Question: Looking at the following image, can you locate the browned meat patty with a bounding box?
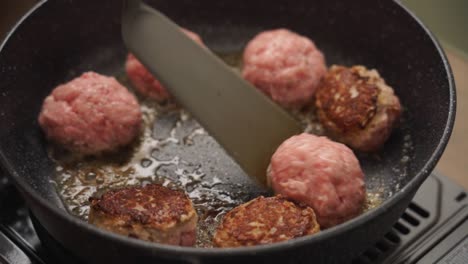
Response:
[88,184,197,246]
[315,65,401,152]
[213,195,320,247]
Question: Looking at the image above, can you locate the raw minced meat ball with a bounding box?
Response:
[213,195,319,247]
[315,65,402,152]
[89,184,198,246]
[267,133,365,228]
[125,28,204,101]
[242,29,326,108]
[38,71,142,154]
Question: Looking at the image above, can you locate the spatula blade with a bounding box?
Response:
[122,2,302,185]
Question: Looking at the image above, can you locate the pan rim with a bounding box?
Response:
[0,0,456,257]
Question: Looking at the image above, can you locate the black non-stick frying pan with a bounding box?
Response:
[0,0,456,263]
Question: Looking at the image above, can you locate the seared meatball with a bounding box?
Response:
[242,29,326,108]
[89,184,198,246]
[126,28,204,101]
[213,195,319,247]
[268,133,365,228]
[315,65,402,152]
[38,72,142,155]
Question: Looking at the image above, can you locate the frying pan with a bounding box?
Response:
[0,0,456,263]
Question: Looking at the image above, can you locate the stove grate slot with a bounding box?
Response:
[407,202,429,218]
[400,212,420,227]
[393,221,410,235]
[383,230,401,244]
[455,192,466,202]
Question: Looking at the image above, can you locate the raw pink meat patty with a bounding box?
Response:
[125,28,204,101]
[242,29,326,108]
[268,133,365,228]
[38,72,142,154]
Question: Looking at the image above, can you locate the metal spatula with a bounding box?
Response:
[122,0,302,185]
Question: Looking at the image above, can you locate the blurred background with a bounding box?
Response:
[400,0,468,189]
[1,0,467,189]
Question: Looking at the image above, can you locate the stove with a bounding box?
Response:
[0,171,466,264]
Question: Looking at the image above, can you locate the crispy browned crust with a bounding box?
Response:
[315,65,402,152]
[316,65,379,133]
[89,184,196,230]
[213,196,320,247]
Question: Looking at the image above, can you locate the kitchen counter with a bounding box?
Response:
[436,50,468,189]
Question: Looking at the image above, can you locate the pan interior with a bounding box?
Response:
[0,0,452,249]
[48,45,403,246]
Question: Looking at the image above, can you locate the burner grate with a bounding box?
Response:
[353,173,468,264]
[353,200,432,264]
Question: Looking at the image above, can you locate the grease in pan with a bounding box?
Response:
[44,28,406,247]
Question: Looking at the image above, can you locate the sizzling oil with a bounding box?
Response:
[50,99,254,248]
[51,51,413,248]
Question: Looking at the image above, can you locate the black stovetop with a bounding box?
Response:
[0,171,466,264]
